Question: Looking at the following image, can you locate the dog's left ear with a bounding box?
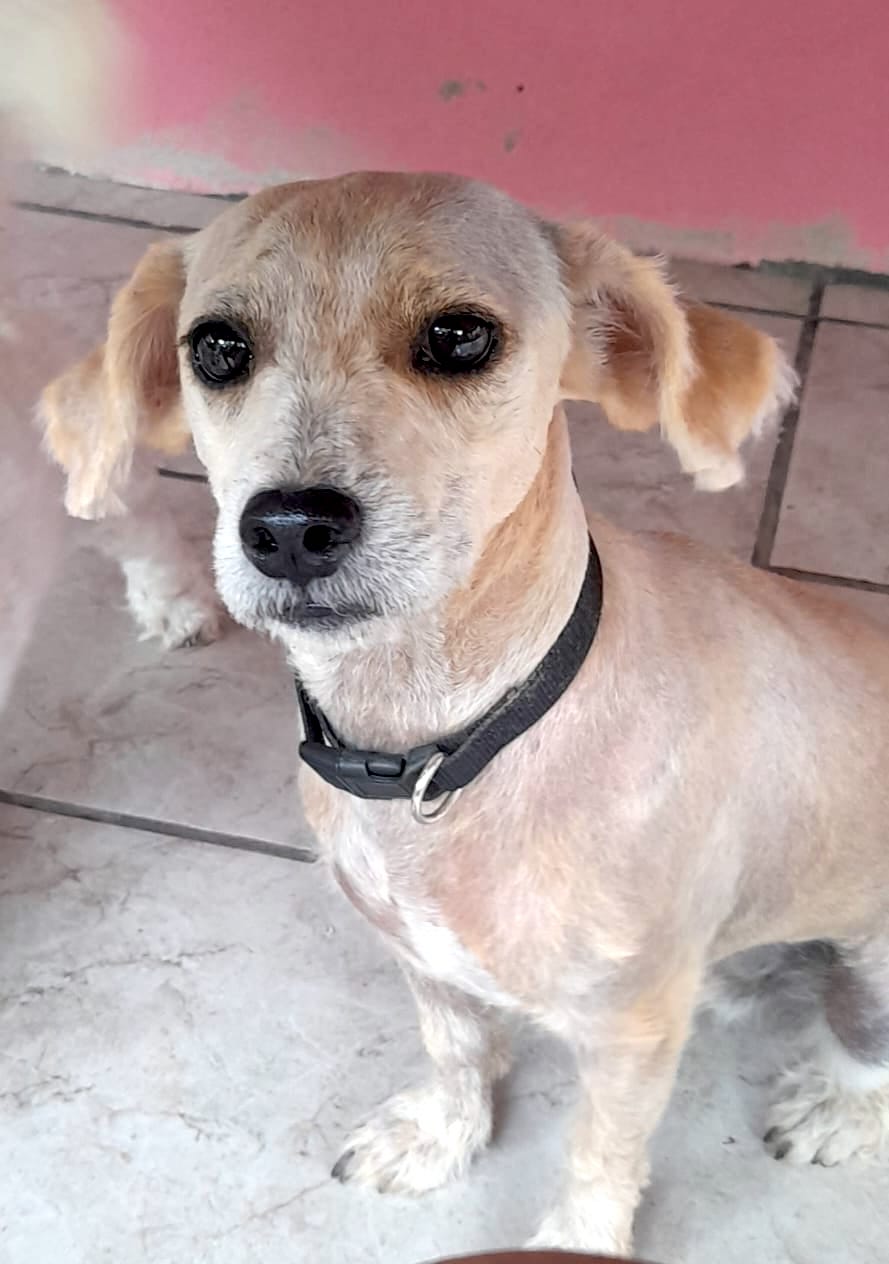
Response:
[39,239,187,518]
[551,222,796,490]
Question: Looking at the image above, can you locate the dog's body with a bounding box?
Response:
[41,172,889,1255]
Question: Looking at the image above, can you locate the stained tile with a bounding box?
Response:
[570,314,800,559]
[668,258,812,314]
[2,804,888,1264]
[821,283,889,327]
[772,324,889,584]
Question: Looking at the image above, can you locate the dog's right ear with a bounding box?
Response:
[39,239,187,519]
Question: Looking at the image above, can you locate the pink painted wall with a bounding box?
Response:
[90,0,889,268]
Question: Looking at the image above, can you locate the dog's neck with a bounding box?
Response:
[287,409,590,751]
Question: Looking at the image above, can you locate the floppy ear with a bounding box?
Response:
[39,238,188,518]
[553,222,797,491]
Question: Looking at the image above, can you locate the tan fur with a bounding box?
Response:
[40,240,187,517]
[42,173,889,1254]
[556,224,796,490]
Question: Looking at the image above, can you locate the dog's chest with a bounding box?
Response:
[327,808,517,1009]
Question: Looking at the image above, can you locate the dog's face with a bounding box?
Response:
[41,171,795,645]
[177,174,572,638]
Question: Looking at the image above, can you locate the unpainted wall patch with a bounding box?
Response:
[439,79,486,101]
[503,129,521,153]
[438,80,466,101]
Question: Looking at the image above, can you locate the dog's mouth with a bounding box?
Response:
[255,589,378,631]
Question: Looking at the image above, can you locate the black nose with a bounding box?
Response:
[239,487,362,584]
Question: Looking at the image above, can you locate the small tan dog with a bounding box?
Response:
[41,173,889,1256]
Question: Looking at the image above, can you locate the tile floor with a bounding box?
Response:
[3,170,889,1264]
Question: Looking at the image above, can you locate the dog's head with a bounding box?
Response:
[41,172,794,642]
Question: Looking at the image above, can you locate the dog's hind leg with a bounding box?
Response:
[332,971,512,1195]
[765,938,889,1165]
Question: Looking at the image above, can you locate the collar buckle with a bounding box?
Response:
[298,737,446,802]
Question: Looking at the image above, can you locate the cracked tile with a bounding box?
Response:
[2,805,889,1263]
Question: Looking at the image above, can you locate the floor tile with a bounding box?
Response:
[16,164,222,231]
[826,584,889,630]
[0,476,305,849]
[1,202,301,847]
[5,206,174,362]
[767,578,889,633]
[668,258,812,314]
[2,803,888,1264]
[772,323,889,584]
[821,282,889,327]
[570,314,800,558]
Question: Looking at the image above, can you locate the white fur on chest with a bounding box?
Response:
[328,808,518,1010]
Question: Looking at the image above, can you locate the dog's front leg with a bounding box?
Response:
[530,969,699,1256]
[333,970,512,1195]
[92,461,222,650]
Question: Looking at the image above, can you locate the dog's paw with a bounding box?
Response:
[153,593,222,650]
[128,586,222,650]
[122,557,223,650]
[765,1061,889,1165]
[332,1083,491,1196]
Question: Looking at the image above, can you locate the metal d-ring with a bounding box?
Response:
[410,752,459,825]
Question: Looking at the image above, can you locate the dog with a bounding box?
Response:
[40,172,889,1256]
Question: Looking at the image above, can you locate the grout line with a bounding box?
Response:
[157,467,208,483]
[14,199,889,330]
[12,200,197,235]
[765,565,889,596]
[33,165,248,203]
[751,280,825,570]
[713,301,889,330]
[0,789,316,863]
[26,172,889,289]
[711,300,809,320]
[815,315,889,332]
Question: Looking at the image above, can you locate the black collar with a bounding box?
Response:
[295,536,602,811]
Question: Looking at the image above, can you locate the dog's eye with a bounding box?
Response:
[417,312,498,373]
[189,320,252,387]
